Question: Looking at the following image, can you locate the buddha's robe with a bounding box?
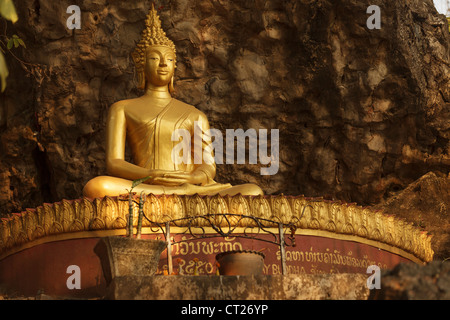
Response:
[126,98,232,194]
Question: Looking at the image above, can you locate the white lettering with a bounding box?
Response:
[181,304,215,317]
[172,123,280,175]
[366,5,381,30]
[66,5,81,30]
[66,265,81,289]
[225,128,258,165]
[366,265,381,289]
[258,129,279,175]
[171,128,192,165]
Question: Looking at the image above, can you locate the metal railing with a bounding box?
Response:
[141,212,302,275]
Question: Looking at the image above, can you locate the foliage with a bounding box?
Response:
[0,49,6,91]
[0,0,17,23]
[6,34,25,49]
[127,176,151,238]
[131,176,151,191]
[0,0,19,92]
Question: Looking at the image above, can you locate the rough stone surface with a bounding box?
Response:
[0,0,449,258]
[107,274,370,300]
[369,261,450,300]
[374,172,450,260]
[94,237,167,286]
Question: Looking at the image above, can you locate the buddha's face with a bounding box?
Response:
[144,46,175,88]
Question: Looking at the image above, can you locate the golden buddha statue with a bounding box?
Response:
[82,5,263,198]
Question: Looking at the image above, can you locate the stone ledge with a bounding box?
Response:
[369,261,450,300]
[106,274,370,300]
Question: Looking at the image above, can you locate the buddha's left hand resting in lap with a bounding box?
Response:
[82,6,263,198]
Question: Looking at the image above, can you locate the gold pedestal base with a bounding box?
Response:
[0,194,433,262]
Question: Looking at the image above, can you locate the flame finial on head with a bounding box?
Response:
[132,4,176,90]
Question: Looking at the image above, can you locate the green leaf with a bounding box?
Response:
[13,38,19,48]
[6,38,13,50]
[131,176,151,190]
[0,0,18,23]
[17,38,25,48]
[0,51,9,92]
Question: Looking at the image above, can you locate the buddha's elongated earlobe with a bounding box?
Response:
[137,70,146,90]
[169,75,174,93]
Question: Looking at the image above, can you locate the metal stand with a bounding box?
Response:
[278,223,287,275]
[165,222,172,275]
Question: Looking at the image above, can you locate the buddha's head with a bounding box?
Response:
[132,5,176,92]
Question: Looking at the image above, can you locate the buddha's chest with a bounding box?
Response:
[125,109,161,128]
[125,100,194,133]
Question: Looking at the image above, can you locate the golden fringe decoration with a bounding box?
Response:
[0,195,434,262]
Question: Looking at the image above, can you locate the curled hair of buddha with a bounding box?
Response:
[132,4,176,91]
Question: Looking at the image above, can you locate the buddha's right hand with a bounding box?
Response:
[145,170,189,184]
[151,170,206,186]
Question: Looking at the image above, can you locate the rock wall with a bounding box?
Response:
[0,0,449,225]
[108,274,369,300]
[369,261,450,300]
[374,172,450,260]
